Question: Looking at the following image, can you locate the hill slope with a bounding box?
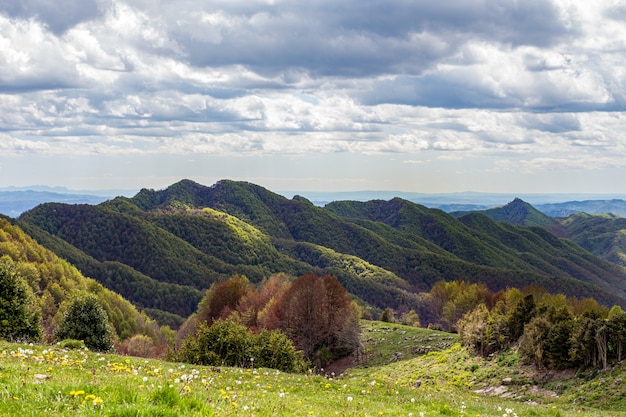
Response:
[465,198,626,269]
[557,213,626,267]
[0,216,157,340]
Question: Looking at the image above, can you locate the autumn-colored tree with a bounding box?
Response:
[256,274,291,330]
[198,275,255,324]
[276,274,360,365]
[277,274,329,359]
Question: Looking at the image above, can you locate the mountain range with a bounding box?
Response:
[3,187,626,217]
[8,179,626,328]
[461,198,626,269]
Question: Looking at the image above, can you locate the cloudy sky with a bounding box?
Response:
[1,0,626,194]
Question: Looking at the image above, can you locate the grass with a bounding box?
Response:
[2,322,626,416]
[360,320,457,367]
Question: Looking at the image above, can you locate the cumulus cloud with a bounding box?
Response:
[0,0,625,192]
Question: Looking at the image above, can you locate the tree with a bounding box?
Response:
[54,293,114,352]
[276,274,360,365]
[507,293,536,342]
[0,259,41,341]
[253,329,307,372]
[401,310,420,327]
[200,275,255,325]
[379,308,395,323]
[177,320,306,372]
[569,313,601,368]
[458,304,489,355]
[277,274,329,359]
[608,308,626,362]
[544,317,573,369]
[519,316,551,368]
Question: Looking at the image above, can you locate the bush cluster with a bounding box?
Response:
[175,319,307,373]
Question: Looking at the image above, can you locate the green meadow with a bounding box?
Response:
[2,321,626,416]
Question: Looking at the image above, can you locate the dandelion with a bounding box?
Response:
[92,397,103,406]
[347,396,353,402]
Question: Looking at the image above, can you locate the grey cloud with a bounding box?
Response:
[0,0,104,34]
[604,4,626,21]
[315,0,573,46]
[359,74,523,109]
[518,114,582,133]
[163,0,574,77]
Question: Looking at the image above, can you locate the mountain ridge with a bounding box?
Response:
[16,179,626,323]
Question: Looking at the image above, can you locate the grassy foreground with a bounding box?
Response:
[1,323,626,416]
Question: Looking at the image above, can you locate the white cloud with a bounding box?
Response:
[0,0,626,192]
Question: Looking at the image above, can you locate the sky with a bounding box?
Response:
[1,0,626,194]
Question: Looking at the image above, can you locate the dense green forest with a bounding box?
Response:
[15,179,626,326]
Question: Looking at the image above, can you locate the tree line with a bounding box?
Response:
[454,282,626,370]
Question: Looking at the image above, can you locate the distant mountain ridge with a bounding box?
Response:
[0,190,113,218]
[3,184,626,218]
[15,179,626,326]
[462,198,626,269]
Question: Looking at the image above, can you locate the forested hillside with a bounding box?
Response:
[0,215,159,341]
[466,198,626,269]
[16,180,626,326]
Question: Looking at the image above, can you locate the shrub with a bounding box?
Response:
[253,329,308,372]
[121,334,156,358]
[57,339,86,350]
[54,293,114,352]
[178,319,252,367]
[177,319,306,372]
